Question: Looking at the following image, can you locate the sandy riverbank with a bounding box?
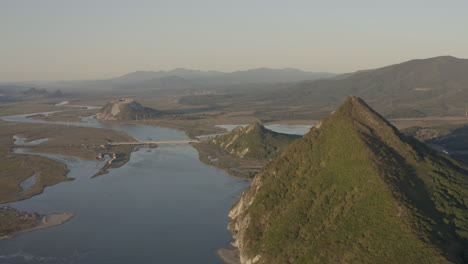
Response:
[0,213,74,240]
[217,248,241,264]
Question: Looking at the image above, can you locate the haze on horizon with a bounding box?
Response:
[1,0,468,82]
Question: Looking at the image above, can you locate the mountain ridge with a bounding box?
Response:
[228,96,467,264]
[268,56,468,118]
[0,85,65,102]
[110,67,336,87]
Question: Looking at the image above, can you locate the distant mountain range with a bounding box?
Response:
[105,68,336,92]
[5,55,468,119]
[268,56,468,118]
[7,68,334,94]
[0,85,64,102]
[111,68,224,83]
[111,68,335,85]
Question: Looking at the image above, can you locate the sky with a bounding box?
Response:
[1,0,468,82]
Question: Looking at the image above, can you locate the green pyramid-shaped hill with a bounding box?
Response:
[229,96,467,264]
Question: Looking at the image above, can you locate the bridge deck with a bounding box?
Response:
[1,140,199,148]
[108,140,198,145]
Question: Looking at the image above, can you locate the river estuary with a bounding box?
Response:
[0,111,311,264]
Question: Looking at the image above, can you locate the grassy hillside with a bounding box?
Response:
[268,56,468,118]
[212,122,300,160]
[229,97,467,264]
[192,141,265,180]
[193,122,300,179]
[268,56,468,119]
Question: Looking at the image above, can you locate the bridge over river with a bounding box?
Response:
[2,139,201,148]
[107,140,199,145]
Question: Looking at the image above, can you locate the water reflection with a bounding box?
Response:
[0,111,248,264]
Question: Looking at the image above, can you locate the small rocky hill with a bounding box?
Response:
[96,99,160,121]
[212,122,301,160]
[229,96,468,264]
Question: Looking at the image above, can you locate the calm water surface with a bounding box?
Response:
[0,113,249,264]
[215,124,313,136]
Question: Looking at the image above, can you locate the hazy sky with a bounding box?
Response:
[1,0,468,82]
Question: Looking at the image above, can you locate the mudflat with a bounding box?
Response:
[0,213,74,240]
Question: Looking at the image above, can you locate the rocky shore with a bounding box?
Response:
[0,212,74,240]
[217,248,241,264]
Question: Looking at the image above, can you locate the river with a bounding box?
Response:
[0,111,310,264]
[0,112,250,264]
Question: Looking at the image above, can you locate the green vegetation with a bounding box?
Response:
[212,122,300,160]
[0,206,39,238]
[0,120,137,202]
[0,121,71,203]
[267,56,468,119]
[192,141,265,180]
[14,123,136,161]
[178,56,468,121]
[193,122,300,179]
[0,151,70,204]
[230,97,467,264]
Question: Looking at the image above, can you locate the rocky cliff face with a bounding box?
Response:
[96,99,160,121]
[228,96,467,264]
[228,174,264,264]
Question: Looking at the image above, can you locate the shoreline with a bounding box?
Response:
[190,141,254,264]
[190,142,263,181]
[0,213,74,240]
[217,248,241,264]
[4,108,250,262]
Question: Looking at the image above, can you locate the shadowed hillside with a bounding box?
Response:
[229,96,468,264]
[269,56,468,118]
[212,122,300,160]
